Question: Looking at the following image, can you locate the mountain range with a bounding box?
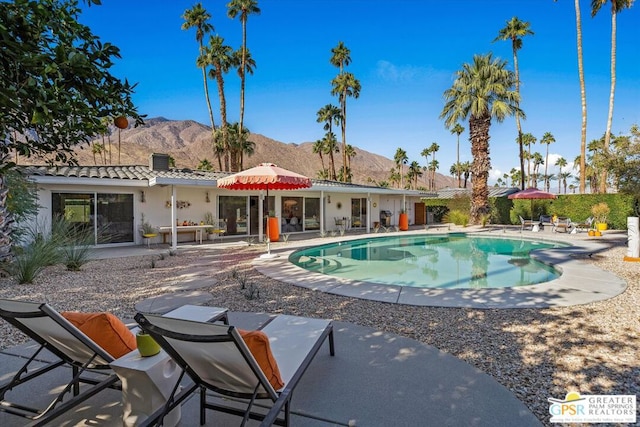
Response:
[24,117,456,188]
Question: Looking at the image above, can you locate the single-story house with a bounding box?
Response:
[22,154,433,250]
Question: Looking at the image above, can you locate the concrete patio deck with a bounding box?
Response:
[0,311,541,426]
[0,226,628,426]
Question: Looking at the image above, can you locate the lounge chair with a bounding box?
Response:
[519,215,537,232]
[552,217,573,233]
[573,216,594,233]
[0,299,129,426]
[133,312,335,427]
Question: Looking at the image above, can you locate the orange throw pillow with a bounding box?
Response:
[238,329,284,390]
[61,311,136,359]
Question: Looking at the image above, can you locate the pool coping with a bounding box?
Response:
[253,229,627,309]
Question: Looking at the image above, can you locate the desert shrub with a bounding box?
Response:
[52,217,95,271]
[443,209,469,226]
[7,221,62,283]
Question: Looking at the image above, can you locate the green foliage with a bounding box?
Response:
[590,202,610,224]
[427,192,635,229]
[139,213,156,235]
[52,216,95,271]
[6,220,62,283]
[443,210,469,227]
[490,196,512,224]
[604,125,640,198]
[0,0,143,171]
[508,193,634,229]
[6,170,39,223]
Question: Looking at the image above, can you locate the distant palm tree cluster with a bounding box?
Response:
[182,0,260,172]
[312,42,361,183]
[439,1,634,223]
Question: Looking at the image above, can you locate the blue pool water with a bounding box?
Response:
[289,234,565,289]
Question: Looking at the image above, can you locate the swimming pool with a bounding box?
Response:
[289,234,565,289]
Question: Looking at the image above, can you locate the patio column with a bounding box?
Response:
[171,185,177,252]
[320,191,325,234]
[259,191,264,243]
[366,193,371,233]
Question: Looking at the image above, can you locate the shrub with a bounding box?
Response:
[591,202,610,224]
[6,220,62,283]
[444,210,469,227]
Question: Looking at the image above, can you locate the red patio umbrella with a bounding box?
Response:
[508,187,557,222]
[217,163,312,257]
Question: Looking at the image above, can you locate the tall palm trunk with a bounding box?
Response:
[512,48,525,190]
[469,115,491,223]
[238,19,247,142]
[340,93,347,182]
[600,8,617,193]
[574,0,588,194]
[202,65,216,131]
[214,67,230,171]
[456,135,461,188]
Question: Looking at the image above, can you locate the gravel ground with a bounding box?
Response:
[0,234,638,425]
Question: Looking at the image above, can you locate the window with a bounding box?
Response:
[52,192,134,244]
[304,198,320,230]
[218,196,248,236]
[351,198,367,228]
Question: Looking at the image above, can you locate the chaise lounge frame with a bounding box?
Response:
[134,312,335,427]
[0,299,121,426]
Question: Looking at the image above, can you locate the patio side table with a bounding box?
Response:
[111,305,228,427]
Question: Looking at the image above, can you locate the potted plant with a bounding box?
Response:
[591,202,610,231]
[139,213,157,237]
[203,212,218,240]
[398,208,409,231]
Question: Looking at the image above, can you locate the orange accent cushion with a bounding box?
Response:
[238,329,284,390]
[61,311,136,358]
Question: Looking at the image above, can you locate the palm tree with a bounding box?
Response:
[450,123,465,187]
[202,35,234,171]
[560,171,573,194]
[182,3,216,131]
[460,161,472,189]
[440,53,521,223]
[531,152,544,187]
[330,42,359,182]
[316,104,341,179]
[555,156,568,193]
[227,122,253,169]
[198,159,214,170]
[345,144,356,180]
[521,132,537,187]
[388,167,401,189]
[312,139,326,174]
[227,0,260,142]
[540,131,555,189]
[394,148,408,189]
[331,71,360,182]
[428,142,440,191]
[408,161,422,189]
[330,41,351,73]
[510,167,521,188]
[420,147,431,188]
[428,159,439,191]
[591,0,634,193]
[554,0,588,193]
[494,17,534,191]
[323,131,339,180]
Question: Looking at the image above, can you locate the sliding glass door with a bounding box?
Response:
[52,192,134,244]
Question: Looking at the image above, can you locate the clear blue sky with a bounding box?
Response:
[80,0,640,186]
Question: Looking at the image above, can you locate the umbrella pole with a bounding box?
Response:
[264,186,272,257]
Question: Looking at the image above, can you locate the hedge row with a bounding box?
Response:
[423,193,637,229]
